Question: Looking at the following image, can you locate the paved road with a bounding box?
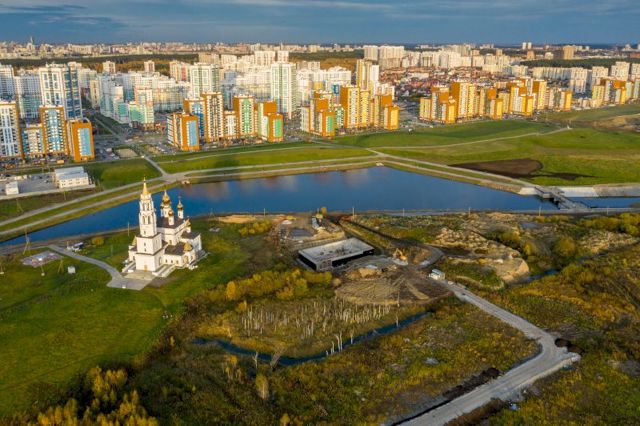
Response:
[47,245,148,290]
[402,280,580,426]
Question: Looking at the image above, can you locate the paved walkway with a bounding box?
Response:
[402,280,580,425]
[47,245,149,290]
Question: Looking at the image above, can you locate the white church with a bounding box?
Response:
[123,180,203,277]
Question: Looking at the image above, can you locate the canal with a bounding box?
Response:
[4,167,557,245]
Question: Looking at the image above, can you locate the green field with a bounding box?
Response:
[378,128,640,185]
[0,219,269,415]
[545,103,640,125]
[153,141,312,162]
[85,159,161,189]
[156,146,372,174]
[0,190,97,222]
[334,120,555,148]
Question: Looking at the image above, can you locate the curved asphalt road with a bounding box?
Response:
[48,245,148,290]
[402,280,580,426]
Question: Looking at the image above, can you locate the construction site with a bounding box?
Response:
[275,212,450,306]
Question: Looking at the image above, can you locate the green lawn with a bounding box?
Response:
[544,103,640,125]
[0,190,97,222]
[0,219,267,415]
[157,146,372,174]
[85,159,161,189]
[378,128,640,185]
[334,120,555,148]
[154,141,312,162]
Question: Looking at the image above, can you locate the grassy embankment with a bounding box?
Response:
[544,103,640,126]
[155,145,372,174]
[375,128,640,186]
[334,120,556,148]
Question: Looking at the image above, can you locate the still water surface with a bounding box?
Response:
[4,167,559,245]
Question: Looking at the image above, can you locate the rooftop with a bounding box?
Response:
[299,238,374,263]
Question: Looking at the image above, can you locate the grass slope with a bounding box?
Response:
[334,120,555,148]
[86,159,161,189]
[157,146,371,174]
[545,103,640,125]
[378,128,640,185]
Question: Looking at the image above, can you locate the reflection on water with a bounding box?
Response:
[574,197,640,208]
[3,167,558,246]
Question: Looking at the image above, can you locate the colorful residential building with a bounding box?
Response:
[257,101,284,142]
[67,118,95,161]
[167,113,200,151]
[233,95,256,138]
[202,92,225,142]
[22,124,45,158]
[40,106,69,155]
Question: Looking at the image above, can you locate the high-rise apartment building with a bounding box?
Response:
[340,85,360,129]
[14,73,41,120]
[67,118,95,161]
[38,63,83,119]
[102,61,117,74]
[419,87,457,124]
[170,61,191,82]
[0,64,15,100]
[451,82,477,119]
[21,124,45,158]
[40,106,69,154]
[143,61,155,74]
[167,113,200,151]
[257,101,284,142]
[202,92,225,142]
[610,62,630,80]
[183,98,205,139]
[233,95,256,138]
[189,63,222,98]
[0,101,21,159]
[300,92,337,138]
[532,80,548,110]
[363,45,379,61]
[356,60,380,92]
[270,62,297,118]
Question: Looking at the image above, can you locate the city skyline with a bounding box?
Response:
[0,0,639,44]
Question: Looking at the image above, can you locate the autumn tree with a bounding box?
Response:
[255,373,269,400]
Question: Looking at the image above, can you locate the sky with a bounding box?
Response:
[0,0,638,45]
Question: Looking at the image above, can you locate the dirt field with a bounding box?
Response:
[115,148,138,158]
[454,158,590,181]
[336,267,451,306]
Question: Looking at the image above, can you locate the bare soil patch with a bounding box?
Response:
[454,158,591,181]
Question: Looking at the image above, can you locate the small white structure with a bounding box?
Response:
[124,181,203,277]
[429,269,446,281]
[67,265,76,274]
[53,167,91,189]
[5,180,19,195]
